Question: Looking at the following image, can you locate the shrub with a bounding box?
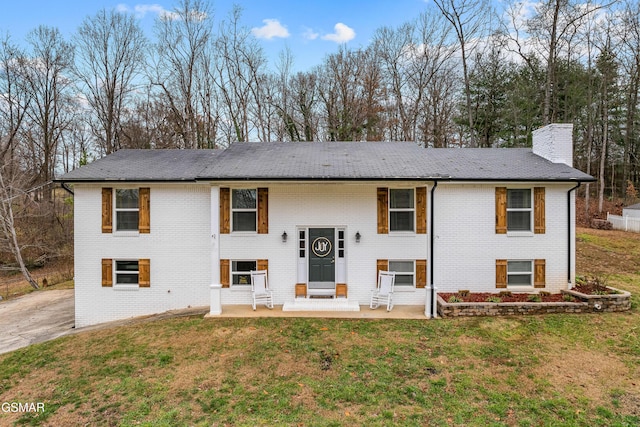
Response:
[498,291,512,297]
[485,296,502,303]
[457,290,470,297]
[562,294,576,302]
[527,294,542,302]
[448,295,463,303]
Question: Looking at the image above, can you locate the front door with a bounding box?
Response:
[308,228,335,287]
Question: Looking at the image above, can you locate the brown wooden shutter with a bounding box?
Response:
[139,259,150,287]
[139,188,150,234]
[416,187,427,234]
[102,259,113,287]
[220,188,230,234]
[377,259,389,276]
[495,187,507,234]
[377,188,388,234]
[220,259,230,288]
[257,259,268,271]
[496,259,507,288]
[102,188,113,233]
[534,259,546,288]
[534,187,546,234]
[257,188,269,234]
[415,259,427,288]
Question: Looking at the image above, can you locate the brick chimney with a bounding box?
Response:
[532,123,573,167]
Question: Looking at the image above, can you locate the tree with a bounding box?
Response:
[433,0,492,146]
[74,8,147,155]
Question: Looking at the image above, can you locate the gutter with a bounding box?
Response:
[567,181,582,288]
[61,182,74,196]
[429,181,438,318]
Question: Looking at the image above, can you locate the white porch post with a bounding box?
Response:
[209,186,222,315]
[425,285,438,319]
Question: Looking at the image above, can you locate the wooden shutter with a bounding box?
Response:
[534,259,546,288]
[220,188,230,234]
[415,259,427,288]
[416,187,427,234]
[534,187,546,234]
[139,188,150,234]
[102,259,113,287]
[257,188,269,234]
[220,259,230,288]
[377,259,389,277]
[496,259,507,288]
[257,259,269,271]
[495,187,507,234]
[139,259,150,287]
[102,188,113,233]
[377,188,388,234]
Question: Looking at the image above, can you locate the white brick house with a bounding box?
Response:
[59,124,594,327]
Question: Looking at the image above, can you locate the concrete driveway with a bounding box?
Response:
[0,289,74,355]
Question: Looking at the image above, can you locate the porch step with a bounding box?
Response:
[282,298,361,312]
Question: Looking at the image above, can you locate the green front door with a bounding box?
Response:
[308,228,335,286]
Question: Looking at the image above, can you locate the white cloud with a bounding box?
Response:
[251,19,290,40]
[302,27,319,41]
[116,3,179,20]
[321,23,356,43]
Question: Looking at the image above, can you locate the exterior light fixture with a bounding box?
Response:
[355,231,361,243]
[282,231,288,242]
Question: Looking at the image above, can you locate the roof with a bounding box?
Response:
[57,141,595,183]
[624,203,640,210]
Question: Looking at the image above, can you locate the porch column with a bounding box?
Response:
[210,186,222,315]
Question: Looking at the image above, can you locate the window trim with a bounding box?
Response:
[114,259,140,288]
[388,260,415,290]
[506,188,533,233]
[388,188,416,233]
[231,188,258,233]
[507,260,533,288]
[230,260,257,289]
[114,188,140,233]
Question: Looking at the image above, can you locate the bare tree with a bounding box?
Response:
[151,0,213,148]
[433,0,492,146]
[22,26,74,193]
[74,8,147,155]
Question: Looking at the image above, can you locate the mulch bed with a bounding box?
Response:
[439,292,566,303]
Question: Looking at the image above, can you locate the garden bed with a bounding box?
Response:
[438,283,631,318]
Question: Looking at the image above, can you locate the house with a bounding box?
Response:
[58,123,594,327]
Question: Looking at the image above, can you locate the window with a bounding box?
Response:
[232,189,257,232]
[507,260,533,287]
[389,260,414,287]
[507,189,532,232]
[115,189,139,231]
[232,261,257,287]
[115,260,139,285]
[389,189,414,232]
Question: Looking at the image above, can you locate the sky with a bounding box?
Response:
[0,0,432,71]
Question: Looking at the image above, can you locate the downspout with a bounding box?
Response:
[430,181,438,317]
[567,182,581,288]
[61,182,74,196]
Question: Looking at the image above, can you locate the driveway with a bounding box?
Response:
[0,289,74,355]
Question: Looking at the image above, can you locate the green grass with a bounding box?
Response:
[0,229,639,426]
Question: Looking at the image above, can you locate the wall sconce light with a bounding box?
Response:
[282,231,288,242]
[355,231,361,243]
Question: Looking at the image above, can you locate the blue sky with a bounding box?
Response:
[0,0,432,71]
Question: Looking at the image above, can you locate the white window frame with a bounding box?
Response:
[231,189,257,233]
[506,188,533,233]
[507,260,533,287]
[389,260,415,290]
[231,260,257,289]
[114,259,139,288]
[115,188,139,232]
[389,188,415,233]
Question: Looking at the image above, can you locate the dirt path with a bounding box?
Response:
[0,289,74,355]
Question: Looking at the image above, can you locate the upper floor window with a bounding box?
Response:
[389,189,414,232]
[115,189,139,231]
[507,189,532,232]
[232,189,257,232]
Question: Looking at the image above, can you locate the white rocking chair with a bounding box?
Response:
[370,271,396,311]
[250,270,273,310]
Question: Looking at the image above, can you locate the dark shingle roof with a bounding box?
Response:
[58,142,595,182]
